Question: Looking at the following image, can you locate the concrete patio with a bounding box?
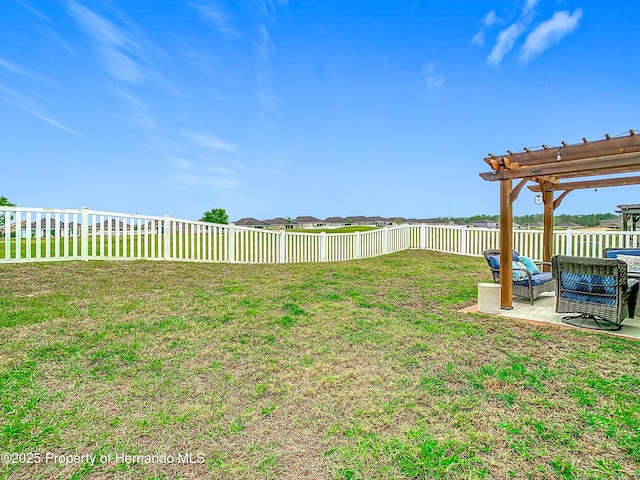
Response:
[465,292,640,340]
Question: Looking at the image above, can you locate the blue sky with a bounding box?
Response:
[1,0,638,221]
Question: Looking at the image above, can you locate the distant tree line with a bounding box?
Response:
[438,213,620,228]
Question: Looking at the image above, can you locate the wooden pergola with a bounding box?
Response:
[479,130,640,309]
[617,204,640,231]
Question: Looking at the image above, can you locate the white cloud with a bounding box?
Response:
[168,156,194,170]
[471,30,485,47]
[186,133,238,153]
[256,25,275,64]
[0,58,38,80]
[0,83,79,135]
[422,62,444,89]
[18,1,51,22]
[520,9,583,63]
[255,0,288,18]
[483,10,498,27]
[255,24,281,122]
[487,23,524,66]
[171,159,239,190]
[204,176,239,189]
[471,10,498,47]
[66,0,144,84]
[189,1,239,38]
[523,0,540,16]
[206,165,236,176]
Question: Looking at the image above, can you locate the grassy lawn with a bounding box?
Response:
[1,250,639,479]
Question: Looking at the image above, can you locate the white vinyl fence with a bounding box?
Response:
[0,207,411,264]
[1,207,638,264]
[420,224,640,260]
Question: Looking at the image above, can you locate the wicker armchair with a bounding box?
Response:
[551,255,640,330]
[483,249,555,305]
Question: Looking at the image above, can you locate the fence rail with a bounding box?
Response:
[1,207,638,264]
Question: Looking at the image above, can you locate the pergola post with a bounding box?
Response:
[499,178,513,308]
[542,190,554,271]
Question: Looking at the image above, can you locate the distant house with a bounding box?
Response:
[67,222,83,235]
[403,218,448,225]
[367,216,390,227]
[145,219,165,233]
[469,221,499,229]
[324,216,346,228]
[233,218,268,228]
[29,218,66,237]
[555,221,582,229]
[345,216,369,226]
[294,216,325,228]
[264,217,294,230]
[92,219,126,233]
[600,219,622,230]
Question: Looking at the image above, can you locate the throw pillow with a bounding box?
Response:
[617,254,640,271]
[518,255,541,275]
[488,255,500,270]
[512,261,528,281]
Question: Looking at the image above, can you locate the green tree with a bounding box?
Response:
[201,208,229,224]
[0,196,16,228]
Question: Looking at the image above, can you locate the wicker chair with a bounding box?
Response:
[551,255,640,330]
[483,249,555,305]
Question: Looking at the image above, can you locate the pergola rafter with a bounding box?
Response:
[479,130,640,309]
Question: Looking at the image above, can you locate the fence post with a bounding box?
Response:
[279,230,287,263]
[320,232,327,262]
[3,210,9,259]
[228,224,235,262]
[382,227,388,254]
[81,207,89,260]
[460,227,468,255]
[420,225,427,250]
[354,231,361,259]
[565,228,573,256]
[163,215,171,260]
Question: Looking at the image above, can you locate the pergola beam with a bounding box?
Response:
[480,152,640,182]
[483,132,640,167]
[528,175,640,192]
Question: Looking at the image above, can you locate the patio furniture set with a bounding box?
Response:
[483,248,640,331]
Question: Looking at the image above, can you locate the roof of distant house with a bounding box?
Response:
[265,217,289,225]
[294,216,322,223]
[556,221,583,228]
[345,215,369,222]
[234,217,268,226]
[406,218,448,224]
[30,218,65,227]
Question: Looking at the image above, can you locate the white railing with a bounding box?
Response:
[0,207,410,264]
[416,224,640,261]
[2,207,637,264]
